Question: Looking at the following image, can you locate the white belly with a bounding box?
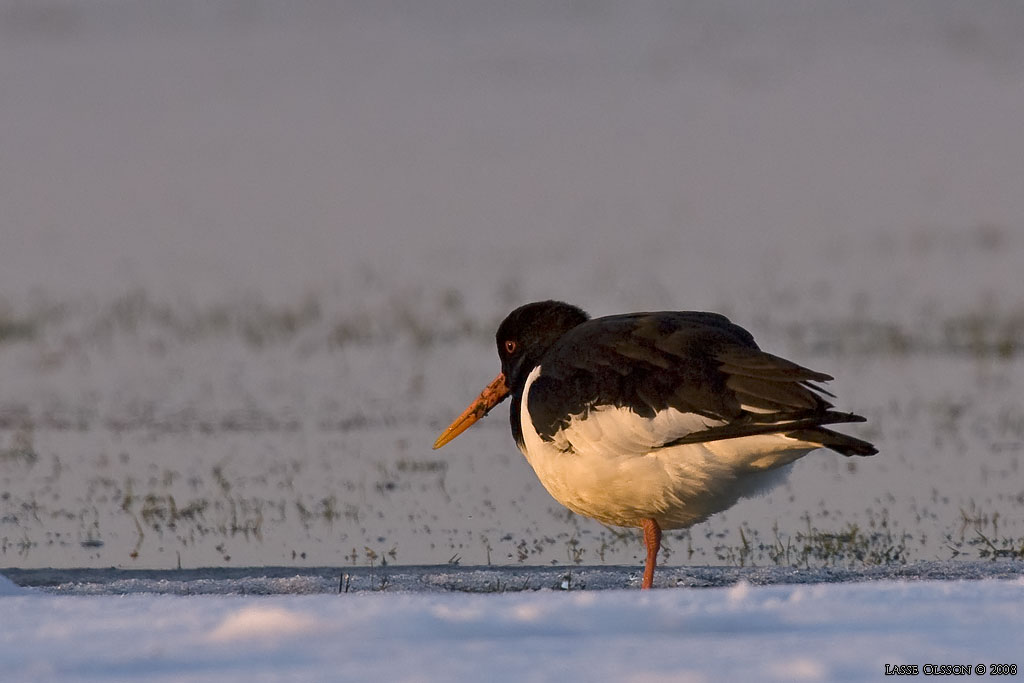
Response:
[518,366,817,530]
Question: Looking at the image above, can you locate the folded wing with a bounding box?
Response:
[526,311,876,457]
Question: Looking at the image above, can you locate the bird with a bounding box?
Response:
[433,300,877,589]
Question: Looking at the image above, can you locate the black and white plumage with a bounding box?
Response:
[434,300,877,589]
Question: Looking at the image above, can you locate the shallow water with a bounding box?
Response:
[1,1,1023,571]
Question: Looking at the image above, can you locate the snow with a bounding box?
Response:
[2,571,1022,682]
[4,565,1023,680]
[207,605,319,643]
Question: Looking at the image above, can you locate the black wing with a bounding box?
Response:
[526,311,875,456]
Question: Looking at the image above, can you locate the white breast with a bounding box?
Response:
[517,366,818,530]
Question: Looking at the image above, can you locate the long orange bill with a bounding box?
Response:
[433,373,510,449]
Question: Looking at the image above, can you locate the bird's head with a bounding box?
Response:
[433,300,589,449]
[495,300,589,392]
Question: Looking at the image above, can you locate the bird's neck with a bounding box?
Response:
[509,385,526,451]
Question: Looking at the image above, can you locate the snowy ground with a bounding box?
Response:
[3,566,1024,682]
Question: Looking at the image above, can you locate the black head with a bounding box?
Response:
[496,300,589,392]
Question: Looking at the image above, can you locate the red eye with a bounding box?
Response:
[504,340,517,353]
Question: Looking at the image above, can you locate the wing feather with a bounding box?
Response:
[525,310,869,456]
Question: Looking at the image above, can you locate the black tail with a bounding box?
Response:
[785,426,878,456]
[665,410,877,456]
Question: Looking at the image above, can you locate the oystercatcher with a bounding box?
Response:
[434,300,876,589]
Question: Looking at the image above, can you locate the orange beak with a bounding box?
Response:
[432,373,510,449]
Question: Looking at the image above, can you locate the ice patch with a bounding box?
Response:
[511,603,543,622]
[726,579,752,605]
[0,574,29,596]
[626,672,706,683]
[769,657,827,681]
[208,606,319,642]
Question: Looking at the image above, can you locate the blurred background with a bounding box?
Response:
[1,0,1022,570]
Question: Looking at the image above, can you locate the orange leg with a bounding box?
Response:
[641,518,661,589]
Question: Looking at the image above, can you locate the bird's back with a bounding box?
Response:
[525,310,846,443]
